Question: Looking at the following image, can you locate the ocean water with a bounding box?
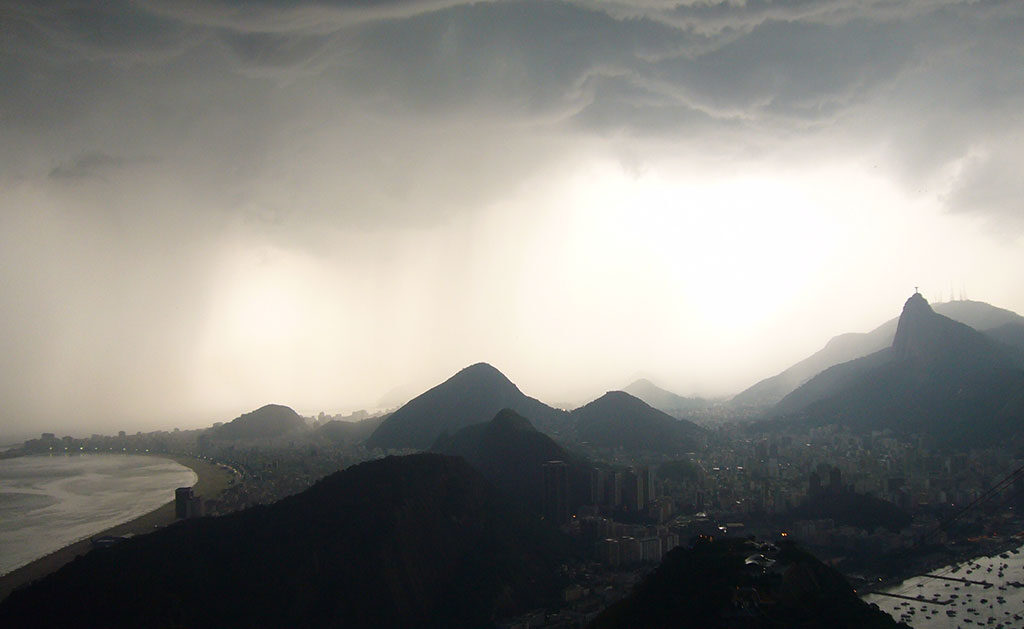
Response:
[863,546,1024,628]
[0,454,196,575]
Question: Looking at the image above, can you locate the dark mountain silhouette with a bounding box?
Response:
[209,404,307,441]
[772,349,893,417]
[316,415,386,445]
[985,322,1024,355]
[734,299,1024,406]
[622,379,707,416]
[774,294,1024,447]
[432,409,590,515]
[572,391,704,455]
[589,537,901,628]
[892,293,1016,367]
[937,299,1024,332]
[0,454,571,628]
[366,363,570,451]
[733,332,893,407]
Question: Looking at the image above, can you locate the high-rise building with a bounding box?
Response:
[829,466,843,493]
[609,471,623,507]
[542,460,569,525]
[640,536,662,563]
[590,468,606,505]
[175,487,194,519]
[619,536,643,564]
[636,466,653,508]
[186,494,203,518]
[598,538,620,567]
[808,471,822,497]
[175,487,202,519]
[620,469,643,512]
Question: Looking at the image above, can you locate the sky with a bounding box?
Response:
[2,0,1023,436]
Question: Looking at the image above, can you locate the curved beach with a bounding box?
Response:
[0,455,232,602]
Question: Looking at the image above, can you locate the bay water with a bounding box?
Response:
[0,454,196,575]
[863,545,1024,627]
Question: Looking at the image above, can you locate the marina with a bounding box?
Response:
[864,546,1024,628]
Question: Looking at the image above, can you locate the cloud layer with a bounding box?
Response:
[5,0,1022,223]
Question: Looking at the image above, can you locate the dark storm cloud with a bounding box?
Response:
[2,0,1022,225]
[944,146,1024,231]
[590,0,966,33]
[0,1,195,70]
[139,0,499,34]
[49,151,124,180]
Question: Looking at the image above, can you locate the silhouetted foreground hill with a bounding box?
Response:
[366,363,570,450]
[773,294,1024,447]
[573,391,704,455]
[432,409,590,515]
[209,403,307,441]
[735,299,1024,406]
[589,537,902,628]
[0,454,571,628]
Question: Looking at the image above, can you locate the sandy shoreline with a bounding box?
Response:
[0,454,233,603]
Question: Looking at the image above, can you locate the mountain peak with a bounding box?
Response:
[366,363,569,450]
[450,362,517,389]
[622,380,708,416]
[892,293,938,359]
[572,391,704,455]
[431,409,578,515]
[488,408,536,433]
[597,390,634,403]
[891,292,980,363]
[902,291,931,314]
[736,297,1024,407]
[774,293,1024,446]
[460,361,503,375]
[211,403,305,441]
[894,292,1017,370]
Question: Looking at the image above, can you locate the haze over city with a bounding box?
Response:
[2,0,1023,436]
